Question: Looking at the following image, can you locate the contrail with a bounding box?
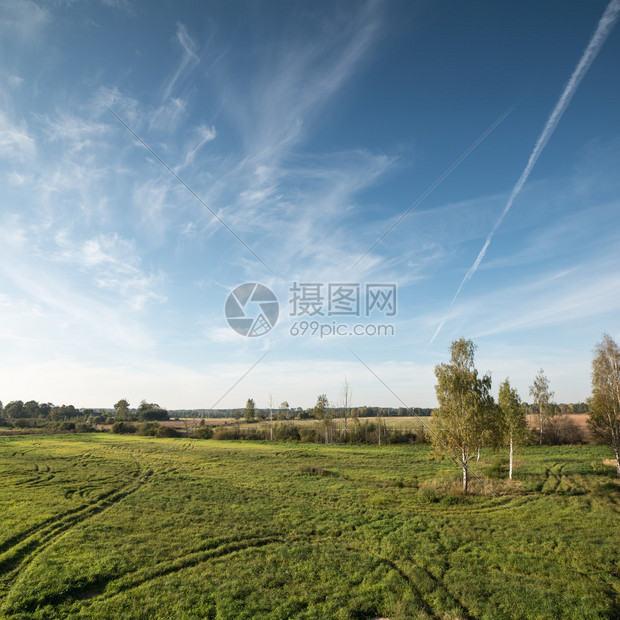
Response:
[430,0,620,345]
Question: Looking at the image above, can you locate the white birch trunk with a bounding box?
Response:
[462,448,468,494]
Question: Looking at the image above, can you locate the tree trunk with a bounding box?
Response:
[462,448,468,494]
[615,446,620,478]
[477,446,480,461]
[509,435,514,480]
[539,413,544,445]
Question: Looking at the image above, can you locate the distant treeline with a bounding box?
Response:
[169,407,436,419]
[0,398,589,431]
[168,402,590,419]
[0,399,168,430]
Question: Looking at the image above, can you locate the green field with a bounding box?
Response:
[0,435,618,619]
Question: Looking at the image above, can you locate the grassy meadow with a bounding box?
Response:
[0,434,618,619]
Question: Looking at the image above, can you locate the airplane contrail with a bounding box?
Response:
[430,0,620,345]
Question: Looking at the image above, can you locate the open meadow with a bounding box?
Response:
[0,434,618,619]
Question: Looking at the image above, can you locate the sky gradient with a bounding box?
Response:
[1,0,619,410]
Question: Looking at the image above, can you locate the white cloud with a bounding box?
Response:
[149,97,187,132]
[53,231,167,311]
[92,86,140,127]
[220,1,380,165]
[0,0,49,40]
[7,73,23,87]
[162,22,200,101]
[44,113,108,152]
[422,256,620,348]
[175,123,217,171]
[0,112,36,161]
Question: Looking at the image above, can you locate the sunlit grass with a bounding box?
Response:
[0,435,618,619]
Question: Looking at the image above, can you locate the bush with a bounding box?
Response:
[137,422,160,436]
[212,425,269,441]
[543,416,585,445]
[75,423,95,433]
[345,421,378,444]
[111,421,137,434]
[156,426,181,438]
[383,428,418,445]
[213,426,241,440]
[273,423,300,442]
[13,418,34,429]
[484,458,508,479]
[190,426,214,439]
[417,487,439,503]
[298,427,320,443]
[241,427,269,441]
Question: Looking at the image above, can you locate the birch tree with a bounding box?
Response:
[498,378,527,480]
[589,333,620,477]
[431,338,493,493]
[244,398,256,422]
[314,394,332,443]
[529,369,554,445]
[340,378,351,438]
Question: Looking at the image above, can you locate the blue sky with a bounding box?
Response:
[1,0,619,410]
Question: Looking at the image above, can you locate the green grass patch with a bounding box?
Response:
[0,436,618,619]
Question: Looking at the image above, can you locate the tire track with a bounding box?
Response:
[12,535,286,615]
[0,469,150,605]
[334,537,473,620]
[0,458,141,559]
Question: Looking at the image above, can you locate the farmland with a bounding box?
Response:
[103,413,591,437]
[0,434,618,619]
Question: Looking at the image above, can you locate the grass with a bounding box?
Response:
[0,435,618,619]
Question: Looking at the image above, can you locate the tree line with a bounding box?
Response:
[0,398,168,431]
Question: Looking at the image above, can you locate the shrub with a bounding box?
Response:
[156,426,181,438]
[75,423,95,433]
[543,416,585,445]
[13,418,34,429]
[190,426,214,439]
[241,427,269,441]
[298,427,320,443]
[137,422,160,436]
[213,426,241,440]
[111,421,137,434]
[484,458,508,479]
[417,487,439,503]
[273,423,300,442]
[345,421,378,444]
[383,428,418,445]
